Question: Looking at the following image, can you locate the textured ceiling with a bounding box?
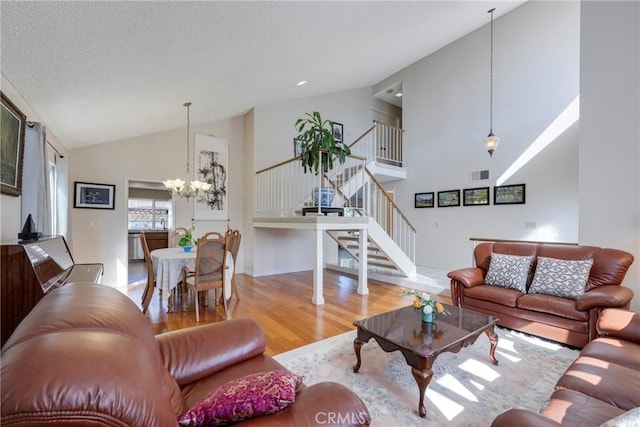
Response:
[1,1,525,149]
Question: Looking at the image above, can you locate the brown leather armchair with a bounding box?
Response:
[1,283,370,426]
[491,308,640,427]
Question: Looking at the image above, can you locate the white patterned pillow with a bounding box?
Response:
[528,257,594,300]
[485,253,532,293]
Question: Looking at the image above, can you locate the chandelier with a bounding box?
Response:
[483,7,500,157]
[163,102,211,200]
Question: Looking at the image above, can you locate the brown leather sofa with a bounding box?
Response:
[448,242,634,348]
[491,308,640,427]
[1,283,371,426]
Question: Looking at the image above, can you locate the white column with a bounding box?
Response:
[312,228,325,305]
[357,226,369,295]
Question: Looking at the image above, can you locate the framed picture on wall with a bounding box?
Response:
[74,182,116,209]
[1,92,27,197]
[194,134,228,220]
[332,122,343,143]
[463,187,490,206]
[293,138,303,157]
[437,189,460,207]
[414,192,434,208]
[494,183,526,205]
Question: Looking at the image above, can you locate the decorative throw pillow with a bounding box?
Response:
[485,253,532,293]
[528,257,594,300]
[178,370,303,426]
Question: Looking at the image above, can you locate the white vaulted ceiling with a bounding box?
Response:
[1,1,525,149]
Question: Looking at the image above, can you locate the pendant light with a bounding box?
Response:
[163,102,211,200]
[483,7,500,157]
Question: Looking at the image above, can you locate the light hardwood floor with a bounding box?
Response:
[127,264,452,356]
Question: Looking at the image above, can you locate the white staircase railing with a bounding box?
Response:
[362,168,415,260]
[348,121,404,167]
[255,120,414,269]
[255,151,415,263]
[255,152,368,217]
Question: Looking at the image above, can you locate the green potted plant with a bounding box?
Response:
[295,111,351,206]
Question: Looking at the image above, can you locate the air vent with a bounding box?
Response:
[470,170,490,181]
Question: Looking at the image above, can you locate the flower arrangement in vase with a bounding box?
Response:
[402,288,450,323]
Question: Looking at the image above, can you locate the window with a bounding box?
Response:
[128,199,170,231]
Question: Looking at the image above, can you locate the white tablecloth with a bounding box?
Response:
[150,247,233,300]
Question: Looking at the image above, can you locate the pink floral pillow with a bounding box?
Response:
[178,370,303,426]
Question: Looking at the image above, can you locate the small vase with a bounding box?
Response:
[421,311,436,323]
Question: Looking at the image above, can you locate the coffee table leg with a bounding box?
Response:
[411,367,433,418]
[485,326,499,365]
[353,337,365,373]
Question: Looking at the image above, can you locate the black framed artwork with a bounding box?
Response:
[463,187,490,206]
[1,92,26,197]
[415,192,434,208]
[437,189,460,207]
[494,183,526,205]
[74,182,116,209]
[293,138,303,157]
[332,122,343,143]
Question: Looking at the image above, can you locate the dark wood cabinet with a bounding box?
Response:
[145,232,168,252]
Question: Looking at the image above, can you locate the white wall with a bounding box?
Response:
[253,87,382,171]
[69,116,245,291]
[376,1,581,270]
[249,87,388,276]
[579,1,640,310]
[1,75,66,243]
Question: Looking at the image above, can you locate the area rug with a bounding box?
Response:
[274,327,578,426]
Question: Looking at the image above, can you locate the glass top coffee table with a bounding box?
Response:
[353,304,499,418]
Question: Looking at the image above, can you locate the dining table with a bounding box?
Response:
[150,247,234,310]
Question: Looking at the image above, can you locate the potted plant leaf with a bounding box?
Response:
[295,111,351,206]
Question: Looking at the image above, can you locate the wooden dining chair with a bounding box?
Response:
[139,231,155,314]
[170,227,188,247]
[182,232,229,321]
[225,228,242,300]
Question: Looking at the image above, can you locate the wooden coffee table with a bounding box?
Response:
[353,304,499,418]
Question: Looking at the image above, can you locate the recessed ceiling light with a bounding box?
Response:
[395,92,403,98]
[296,80,307,86]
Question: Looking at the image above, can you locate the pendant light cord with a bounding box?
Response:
[488,8,495,134]
[185,102,191,175]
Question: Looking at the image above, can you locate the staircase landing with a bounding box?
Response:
[253,215,368,230]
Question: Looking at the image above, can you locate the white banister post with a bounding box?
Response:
[357,225,369,295]
[312,228,325,305]
[317,151,322,214]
